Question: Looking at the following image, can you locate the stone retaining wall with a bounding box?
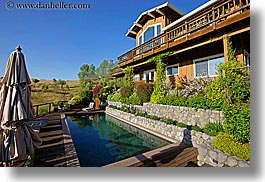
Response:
[107,101,224,128]
[106,107,250,167]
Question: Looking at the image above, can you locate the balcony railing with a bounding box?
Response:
[110,66,123,76]
[118,0,250,65]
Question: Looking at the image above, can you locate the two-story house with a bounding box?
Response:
[110,0,250,85]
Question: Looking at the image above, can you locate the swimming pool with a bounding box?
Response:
[66,113,172,167]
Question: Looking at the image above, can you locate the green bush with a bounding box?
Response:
[191,125,203,132]
[149,115,159,120]
[136,83,153,103]
[203,122,224,136]
[176,122,187,128]
[223,102,250,143]
[128,92,142,105]
[186,95,208,110]
[108,92,122,102]
[213,133,250,161]
[161,118,176,125]
[68,95,83,105]
[78,88,93,104]
[120,86,134,97]
[161,94,176,105]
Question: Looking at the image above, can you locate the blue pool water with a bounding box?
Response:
[66,113,172,167]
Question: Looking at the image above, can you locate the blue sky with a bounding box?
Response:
[0,0,208,80]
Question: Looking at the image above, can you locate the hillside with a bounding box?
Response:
[31,79,81,105]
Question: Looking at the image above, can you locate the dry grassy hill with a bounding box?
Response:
[31,79,81,105]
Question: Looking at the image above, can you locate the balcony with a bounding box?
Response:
[110,66,124,77]
[117,0,250,68]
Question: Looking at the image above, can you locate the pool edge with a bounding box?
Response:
[61,114,81,167]
[106,112,178,143]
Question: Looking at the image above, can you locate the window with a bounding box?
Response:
[166,64,179,76]
[244,50,250,66]
[134,75,140,81]
[138,24,162,46]
[194,54,224,77]
[144,26,155,43]
[138,36,142,46]
[144,69,155,81]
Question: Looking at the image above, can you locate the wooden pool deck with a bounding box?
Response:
[33,109,209,167]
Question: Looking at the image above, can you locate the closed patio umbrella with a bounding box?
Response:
[0,46,41,165]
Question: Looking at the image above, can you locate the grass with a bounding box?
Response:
[31,80,81,105]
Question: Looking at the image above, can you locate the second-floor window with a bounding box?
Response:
[138,24,162,46]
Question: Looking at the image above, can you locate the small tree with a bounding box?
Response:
[31,78,40,84]
[58,79,66,89]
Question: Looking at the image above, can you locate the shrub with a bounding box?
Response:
[149,115,159,120]
[191,125,203,132]
[120,86,134,98]
[160,94,176,105]
[176,122,187,128]
[98,86,112,100]
[181,77,213,98]
[203,122,224,136]
[161,119,176,125]
[136,83,153,103]
[128,92,142,105]
[223,102,250,143]
[42,84,49,91]
[109,92,122,102]
[68,95,83,105]
[78,88,93,104]
[186,95,208,110]
[173,96,189,107]
[213,133,250,161]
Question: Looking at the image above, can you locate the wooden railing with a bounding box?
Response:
[118,0,250,65]
[110,66,123,76]
[33,101,68,118]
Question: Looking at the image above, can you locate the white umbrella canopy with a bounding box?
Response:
[0,46,41,164]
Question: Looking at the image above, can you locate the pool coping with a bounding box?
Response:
[61,114,81,167]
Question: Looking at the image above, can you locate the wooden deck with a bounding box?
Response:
[32,109,208,167]
[104,142,199,167]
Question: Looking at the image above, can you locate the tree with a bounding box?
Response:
[96,59,116,80]
[78,64,98,87]
[58,79,66,89]
[31,78,40,84]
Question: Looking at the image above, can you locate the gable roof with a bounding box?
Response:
[126,2,184,39]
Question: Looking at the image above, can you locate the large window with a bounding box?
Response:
[194,54,224,77]
[166,64,179,76]
[138,24,162,45]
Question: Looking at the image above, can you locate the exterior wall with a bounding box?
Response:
[106,106,250,167]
